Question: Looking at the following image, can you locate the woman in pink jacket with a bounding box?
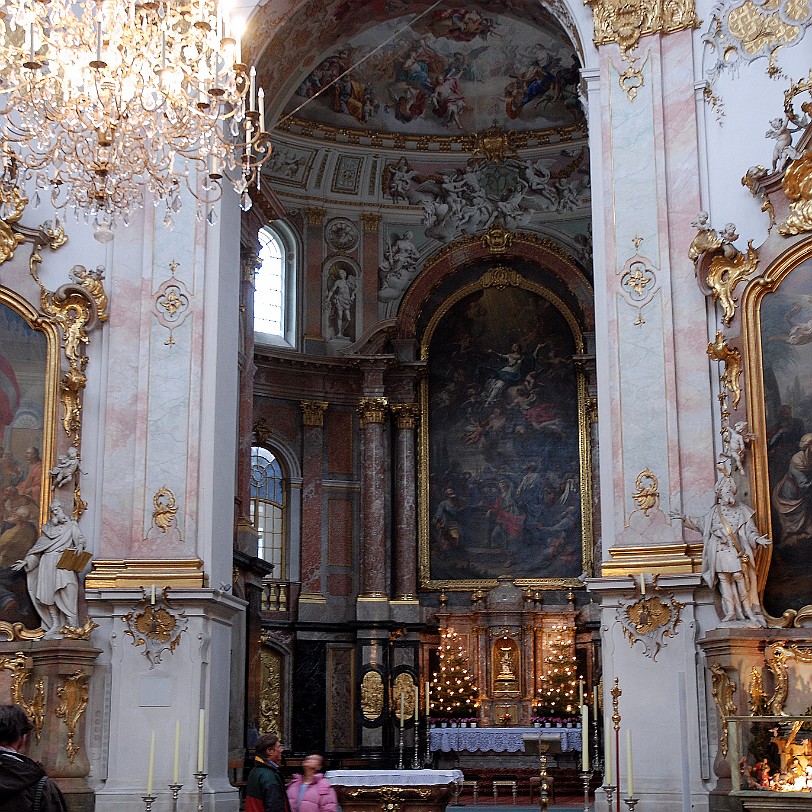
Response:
[286,754,338,812]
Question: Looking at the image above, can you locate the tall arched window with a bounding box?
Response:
[250,445,286,577]
[254,222,297,348]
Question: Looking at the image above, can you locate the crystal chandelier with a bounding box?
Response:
[0,0,271,238]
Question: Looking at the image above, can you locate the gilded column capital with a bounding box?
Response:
[360,212,382,232]
[301,400,329,427]
[358,397,388,426]
[584,0,698,52]
[390,403,419,429]
[241,250,261,283]
[305,206,327,225]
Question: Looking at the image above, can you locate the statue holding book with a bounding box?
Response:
[12,500,90,638]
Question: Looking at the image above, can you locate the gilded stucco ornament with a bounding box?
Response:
[122,587,188,668]
[631,468,659,516]
[778,78,812,235]
[619,237,657,325]
[361,670,385,721]
[618,590,684,660]
[55,671,89,762]
[0,653,45,742]
[707,332,743,411]
[689,216,759,327]
[152,261,191,347]
[710,663,737,757]
[0,184,27,264]
[584,0,698,99]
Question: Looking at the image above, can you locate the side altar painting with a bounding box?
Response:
[423,282,586,585]
[0,302,49,629]
[756,255,812,616]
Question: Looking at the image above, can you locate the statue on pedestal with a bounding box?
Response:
[12,500,86,638]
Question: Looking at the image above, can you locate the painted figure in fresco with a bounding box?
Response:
[772,433,812,543]
[678,476,770,625]
[325,267,356,340]
[430,75,466,129]
[12,500,85,637]
[16,448,42,507]
[433,488,465,549]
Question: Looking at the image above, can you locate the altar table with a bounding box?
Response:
[429,726,581,753]
[325,769,463,812]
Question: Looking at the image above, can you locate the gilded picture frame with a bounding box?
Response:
[418,267,592,591]
[743,238,812,621]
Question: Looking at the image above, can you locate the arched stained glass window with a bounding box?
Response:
[250,445,285,576]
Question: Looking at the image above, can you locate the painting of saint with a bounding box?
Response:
[758,257,812,615]
[0,302,49,629]
[424,284,585,585]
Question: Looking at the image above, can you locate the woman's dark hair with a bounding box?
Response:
[0,705,33,745]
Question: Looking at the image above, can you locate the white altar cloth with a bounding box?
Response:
[430,726,581,753]
[325,769,464,786]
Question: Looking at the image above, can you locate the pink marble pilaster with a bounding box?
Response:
[360,213,381,331]
[390,403,419,600]
[358,397,388,597]
[304,207,326,341]
[300,400,328,596]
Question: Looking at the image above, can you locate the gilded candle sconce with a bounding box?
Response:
[122,587,188,668]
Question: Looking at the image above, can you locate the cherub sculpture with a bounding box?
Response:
[49,447,81,489]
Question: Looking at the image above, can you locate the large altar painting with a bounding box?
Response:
[423,282,585,586]
[0,301,50,629]
[757,255,812,616]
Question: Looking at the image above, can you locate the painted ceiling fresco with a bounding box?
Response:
[279,8,584,136]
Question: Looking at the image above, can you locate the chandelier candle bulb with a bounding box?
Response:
[258,88,266,132]
[250,66,256,110]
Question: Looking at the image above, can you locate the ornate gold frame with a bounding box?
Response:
[418,267,592,591]
[742,235,812,615]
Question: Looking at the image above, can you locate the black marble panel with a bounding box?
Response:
[292,641,327,753]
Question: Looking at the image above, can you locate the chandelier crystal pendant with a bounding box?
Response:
[0,0,271,239]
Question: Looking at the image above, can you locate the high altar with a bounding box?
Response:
[433,578,577,727]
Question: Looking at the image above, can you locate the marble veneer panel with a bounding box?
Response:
[292,641,327,753]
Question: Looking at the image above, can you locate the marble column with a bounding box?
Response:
[390,404,419,617]
[357,397,389,620]
[304,207,326,353]
[300,400,328,607]
[360,213,381,330]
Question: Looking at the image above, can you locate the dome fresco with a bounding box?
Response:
[277,9,584,138]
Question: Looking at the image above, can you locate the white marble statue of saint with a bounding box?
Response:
[675,475,771,626]
[12,500,86,638]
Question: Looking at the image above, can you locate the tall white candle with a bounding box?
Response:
[258,87,265,132]
[147,730,156,794]
[592,689,598,723]
[581,706,589,771]
[151,585,156,605]
[639,573,646,595]
[604,716,613,785]
[578,679,584,707]
[197,709,206,772]
[425,682,430,717]
[400,691,405,729]
[626,729,634,796]
[414,687,419,723]
[173,720,180,784]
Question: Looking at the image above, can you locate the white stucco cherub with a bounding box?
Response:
[724,421,756,475]
[49,447,81,489]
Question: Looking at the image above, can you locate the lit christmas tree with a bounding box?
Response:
[536,624,579,720]
[430,627,478,720]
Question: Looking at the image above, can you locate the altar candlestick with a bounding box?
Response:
[604,715,613,784]
[400,692,404,729]
[581,706,589,771]
[197,709,205,772]
[173,719,180,784]
[147,730,155,794]
[626,729,634,796]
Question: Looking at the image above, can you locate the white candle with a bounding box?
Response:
[426,682,430,717]
[626,729,634,796]
[604,716,613,785]
[400,691,404,729]
[147,730,156,794]
[639,573,646,595]
[173,720,180,784]
[151,585,156,605]
[578,679,584,707]
[96,21,102,63]
[258,87,265,131]
[197,709,205,772]
[414,686,419,723]
[593,689,598,723]
[249,66,256,111]
[581,706,589,771]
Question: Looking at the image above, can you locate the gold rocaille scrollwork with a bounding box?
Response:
[0,653,45,742]
[710,663,737,757]
[706,241,759,327]
[481,226,514,254]
[358,397,388,427]
[55,671,89,763]
[585,0,698,52]
[152,487,178,533]
[707,332,742,411]
[346,787,432,812]
[779,145,812,236]
[631,468,659,516]
[748,666,766,715]
[0,186,27,265]
[361,670,384,721]
[260,646,283,735]
[301,400,328,427]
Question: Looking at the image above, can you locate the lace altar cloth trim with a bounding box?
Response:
[325,769,464,786]
[430,727,581,753]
